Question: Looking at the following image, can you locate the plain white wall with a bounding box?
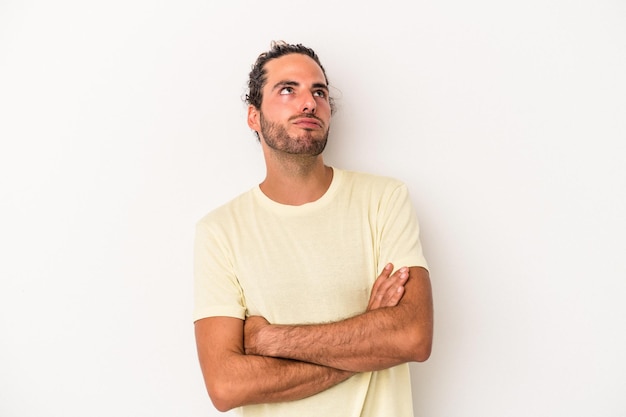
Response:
[1,1,625,416]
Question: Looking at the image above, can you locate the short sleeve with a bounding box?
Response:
[377,183,429,271]
[193,219,247,322]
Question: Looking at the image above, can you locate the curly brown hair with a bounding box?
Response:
[245,41,335,114]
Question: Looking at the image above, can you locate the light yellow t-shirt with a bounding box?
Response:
[194,168,428,417]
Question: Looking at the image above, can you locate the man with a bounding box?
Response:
[194,41,433,416]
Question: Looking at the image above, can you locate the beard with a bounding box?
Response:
[259,112,329,156]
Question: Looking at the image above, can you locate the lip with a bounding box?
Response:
[292,117,322,129]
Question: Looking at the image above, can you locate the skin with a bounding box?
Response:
[195,264,413,412]
[244,266,433,372]
[194,53,434,411]
[247,53,333,205]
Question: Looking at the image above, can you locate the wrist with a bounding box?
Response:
[258,324,280,357]
[251,322,271,357]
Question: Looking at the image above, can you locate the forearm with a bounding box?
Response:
[248,267,433,372]
[253,308,418,372]
[195,317,354,412]
[207,353,354,411]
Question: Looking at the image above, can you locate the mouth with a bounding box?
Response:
[291,115,323,129]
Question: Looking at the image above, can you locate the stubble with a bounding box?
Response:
[260,113,329,157]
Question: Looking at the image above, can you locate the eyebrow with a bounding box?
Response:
[271,80,329,92]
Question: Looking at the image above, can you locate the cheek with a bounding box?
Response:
[315,99,332,116]
[315,96,331,107]
[264,96,295,114]
[269,105,301,124]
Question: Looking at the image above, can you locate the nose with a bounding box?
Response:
[301,92,316,114]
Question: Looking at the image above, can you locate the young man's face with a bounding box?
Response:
[248,53,332,156]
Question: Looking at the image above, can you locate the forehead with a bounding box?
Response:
[263,53,327,87]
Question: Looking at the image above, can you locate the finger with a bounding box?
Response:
[376,267,406,301]
[368,263,394,310]
[370,263,393,294]
[378,267,409,307]
[385,285,405,307]
[367,264,393,310]
[369,266,409,311]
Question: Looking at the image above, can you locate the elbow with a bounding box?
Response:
[407,327,433,363]
[210,396,235,413]
[413,338,432,362]
[206,381,241,412]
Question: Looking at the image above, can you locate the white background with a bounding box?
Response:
[1,1,625,416]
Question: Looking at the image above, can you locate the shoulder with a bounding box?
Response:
[337,168,407,195]
[196,188,256,231]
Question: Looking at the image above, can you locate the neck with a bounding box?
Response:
[260,153,333,206]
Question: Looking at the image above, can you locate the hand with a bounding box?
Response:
[244,315,270,355]
[367,264,409,311]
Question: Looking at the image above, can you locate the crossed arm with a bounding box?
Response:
[194,264,433,412]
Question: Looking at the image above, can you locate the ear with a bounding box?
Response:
[247,105,260,132]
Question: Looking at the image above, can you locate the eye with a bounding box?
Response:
[313,90,327,98]
[279,86,294,95]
